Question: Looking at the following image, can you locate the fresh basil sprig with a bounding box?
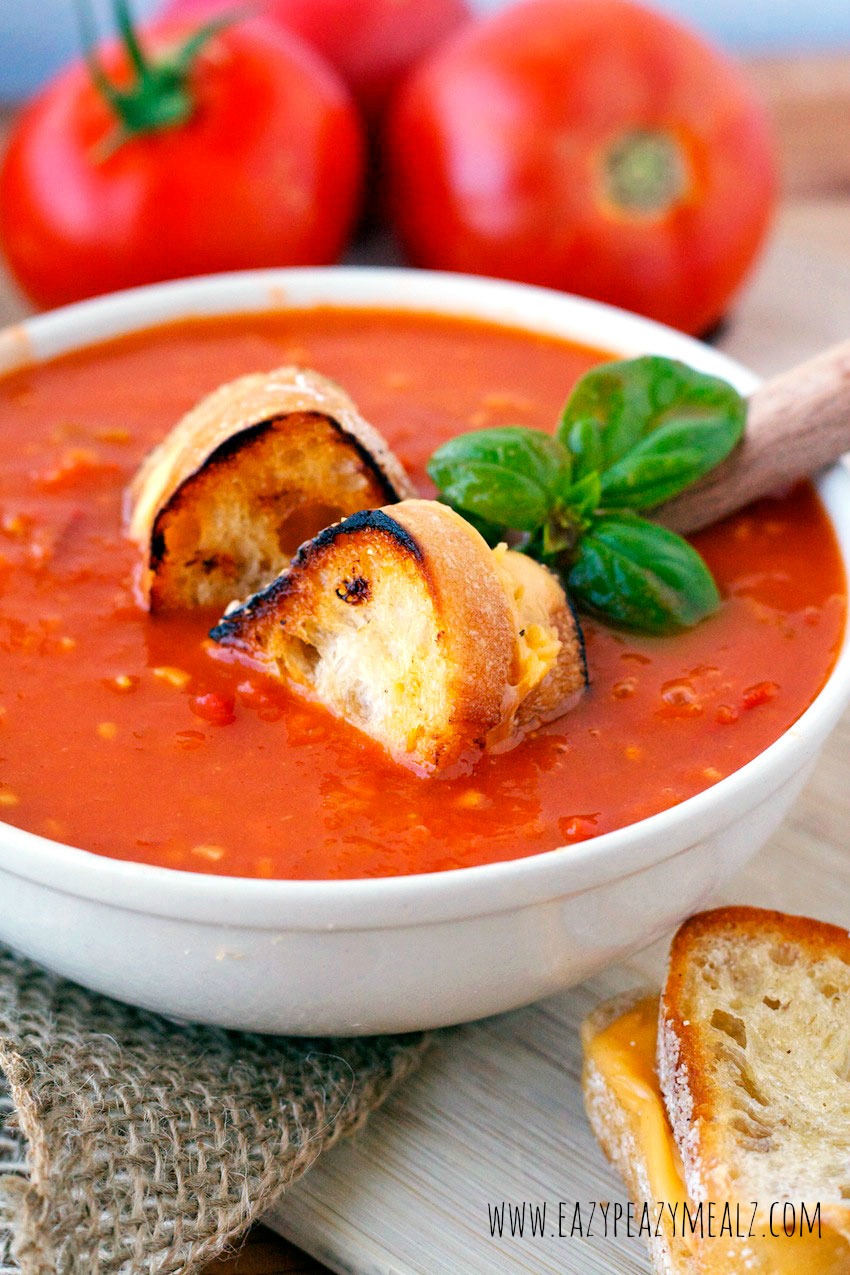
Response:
[426,356,746,635]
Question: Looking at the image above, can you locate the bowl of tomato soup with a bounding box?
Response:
[0,268,847,1033]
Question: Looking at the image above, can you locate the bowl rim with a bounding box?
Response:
[2,265,849,930]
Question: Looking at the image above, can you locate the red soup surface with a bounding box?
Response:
[0,309,845,878]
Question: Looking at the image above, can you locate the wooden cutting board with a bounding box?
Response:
[256,211,850,1275]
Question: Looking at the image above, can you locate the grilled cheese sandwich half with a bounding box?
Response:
[582,908,850,1275]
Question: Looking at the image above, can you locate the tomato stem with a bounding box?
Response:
[114,0,151,78]
[602,130,689,219]
[73,0,245,156]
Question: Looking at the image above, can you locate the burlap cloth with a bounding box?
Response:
[0,948,428,1275]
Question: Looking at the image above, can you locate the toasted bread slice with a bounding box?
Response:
[582,989,696,1275]
[127,366,415,610]
[659,907,850,1230]
[211,499,587,774]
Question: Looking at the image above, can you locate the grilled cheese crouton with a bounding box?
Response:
[127,367,415,610]
[211,499,586,775]
[583,908,850,1275]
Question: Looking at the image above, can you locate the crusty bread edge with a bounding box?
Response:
[388,501,519,757]
[582,989,696,1275]
[211,507,421,638]
[126,366,416,601]
[659,905,850,1211]
[211,502,518,770]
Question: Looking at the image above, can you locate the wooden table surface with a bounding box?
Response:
[1,50,849,1275]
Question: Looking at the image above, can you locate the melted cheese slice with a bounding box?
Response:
[487,544,565,745]
[492,545,560,685]
[587,997,850,1274]
[589,996,688,1212]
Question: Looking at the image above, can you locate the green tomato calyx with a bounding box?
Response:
[76,0,240,155]
[602,129,690,218]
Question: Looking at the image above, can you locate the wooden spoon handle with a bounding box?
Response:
[655,336,850,535]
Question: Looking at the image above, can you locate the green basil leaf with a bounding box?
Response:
[599,442,706,509]
[427,427,570,532]
[429,461,550,530]
[598,420,739,510]
[558,356,745,508]
[567,513,720,634]
[565,418,604,481]
[561,471,602,526]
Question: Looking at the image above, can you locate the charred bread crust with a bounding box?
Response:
[659,906,850,1209]
[210,508,424,643]
[127,366,416,609]
[212,500,587,774]
[147,415,404,577]
[306,507,423,561]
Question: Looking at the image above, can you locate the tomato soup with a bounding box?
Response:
[0,309,844,878]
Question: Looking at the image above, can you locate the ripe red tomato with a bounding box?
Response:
[385,0,777,335]
[163,0,471,120]
[0,19,365,310]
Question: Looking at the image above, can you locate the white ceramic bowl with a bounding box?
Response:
[1,268,848,1035]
